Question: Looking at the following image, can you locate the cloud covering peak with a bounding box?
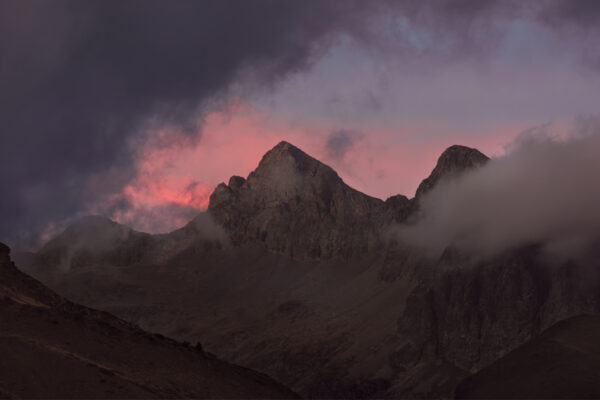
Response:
[397,119,600,262]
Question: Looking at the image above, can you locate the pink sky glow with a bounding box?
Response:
[96,101,527,233]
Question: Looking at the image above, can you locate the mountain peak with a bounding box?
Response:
[415,144,489,198]
[208,141,384,259]
[254,140,328,178]
[271,140,295,152]
[209,141,341,207]
[440,144,487,159]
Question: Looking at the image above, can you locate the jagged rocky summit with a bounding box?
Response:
[208,141,387,260]
[208,141,486,260]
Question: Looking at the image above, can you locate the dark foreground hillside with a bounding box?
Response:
[455,314,600,399]
[0,242,296,399]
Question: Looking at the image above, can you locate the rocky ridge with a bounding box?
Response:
[208,141,487,260]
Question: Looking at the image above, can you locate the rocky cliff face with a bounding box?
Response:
[398,246,600,376]
[208,141,388,260]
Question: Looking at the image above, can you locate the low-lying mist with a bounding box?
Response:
[397,119,600,262]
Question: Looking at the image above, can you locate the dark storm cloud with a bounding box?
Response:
[325,129,363,161]
[536,0,600,69]
[540,0,600,27]
[0,0,378,246]
[361,0,600,63]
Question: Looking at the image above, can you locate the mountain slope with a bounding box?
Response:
[455,315,600,399]
[0,242,296,399]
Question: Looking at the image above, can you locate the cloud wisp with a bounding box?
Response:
[396,118,600,262]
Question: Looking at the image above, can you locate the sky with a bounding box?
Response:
[2,0,600,247]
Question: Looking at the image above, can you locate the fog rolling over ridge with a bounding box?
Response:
[398,120,600,261]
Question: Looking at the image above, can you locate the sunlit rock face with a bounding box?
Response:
[208,141,388,260]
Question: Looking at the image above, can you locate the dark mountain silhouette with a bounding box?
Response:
[23,141,600,398]
[0,242,296,398]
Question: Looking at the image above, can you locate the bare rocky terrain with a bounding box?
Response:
[21,141,600,398]
[0,242,297,398]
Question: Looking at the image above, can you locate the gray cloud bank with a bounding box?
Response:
[397,118,600,262]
